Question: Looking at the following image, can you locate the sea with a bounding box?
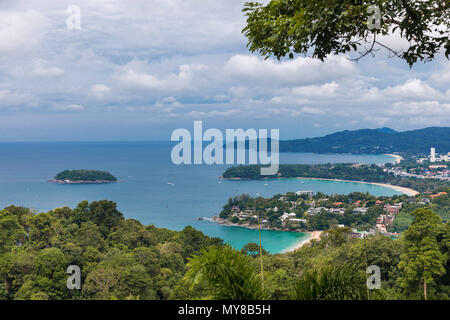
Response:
[0,142,399,253]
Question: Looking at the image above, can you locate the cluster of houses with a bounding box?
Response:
[387,162,449,181]
[279,212,307,226]
[430,191,448,199]
[306,199,368,216]
[227,189,445,236]
[374,203,402,234]
[230,207,259,221]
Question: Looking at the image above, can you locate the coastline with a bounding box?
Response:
[224,176,419,196]
[385,154,404,164]
[296,177,419,196]
[210,216,299,232]
[209,216,317,253]
[282,231,323,253]
[48,179,117,184]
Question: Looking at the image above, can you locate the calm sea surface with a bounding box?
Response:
[0,142,399,253]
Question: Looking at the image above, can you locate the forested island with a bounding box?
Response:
[49,170,117,184]
[222,164,449,193]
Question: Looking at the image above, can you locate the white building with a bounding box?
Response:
[289,218,307,224]
[431,147,436,162]
[353,207,368,215]
[295,190,314,197]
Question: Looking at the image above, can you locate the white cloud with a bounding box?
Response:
[115,60,208,92]
[0,89,31,107]
[292,82,339,98]
[430,63,450,86]
[388,101,450,116]
[0,0,449,140]
[301,107,325,115]
[90,84,111,99]
[224,55,357,85]
[383,79,442,100]
[31,58,64,77]
[52,104,85,111]
[0,10,49,54]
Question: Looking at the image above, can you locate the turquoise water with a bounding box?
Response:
[0,142,398,253]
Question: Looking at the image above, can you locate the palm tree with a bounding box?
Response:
[184,245,266,300]
[290,264,368,300]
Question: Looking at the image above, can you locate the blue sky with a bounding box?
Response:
[0,0,449,141]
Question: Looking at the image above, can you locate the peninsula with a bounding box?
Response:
[215,189,449,235]
[48,170,117,184]
[222,163,450,194]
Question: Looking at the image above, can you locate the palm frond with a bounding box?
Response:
[184,245,266,300]
[291,264,368,300]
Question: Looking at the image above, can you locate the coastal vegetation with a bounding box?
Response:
[0,200,222,300]
[0,200,448,300]
[223,163,390,181]
[52,170,117,183]
[222,163,449,193]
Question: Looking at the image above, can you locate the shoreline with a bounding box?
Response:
[282,231,324,253]
[210,216,301,232]
[208,216,319,253]
[48,179,117,184]
[385,154,404,164]
[296,177,419,196]
[224,176,419,196]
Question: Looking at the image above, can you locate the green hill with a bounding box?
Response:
[280,127,450,155]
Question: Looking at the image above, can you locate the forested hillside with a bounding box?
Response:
[279,127,450,155]
[0,200,448,300]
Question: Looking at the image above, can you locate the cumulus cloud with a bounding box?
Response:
[430,63,450,86]
[31,59,64,77]
[388,101,450,116]
[224,55,357,85]
[115,60,208,92]
[382,79,442,100]
[0,10,49,54]
[0,0,449,140]
[292,82,339,98]
[0,88,32,107]
[90,84,111,99]
[52,104,85,111]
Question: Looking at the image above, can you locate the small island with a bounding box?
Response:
[49,170,117,184]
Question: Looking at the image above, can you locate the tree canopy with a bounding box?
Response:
[398,208,447,299]
[243,0,450,66]
[0,200,448,300]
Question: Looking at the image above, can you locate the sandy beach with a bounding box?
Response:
[298,177,418,196]
[385,154,404,164]
[283,231,323,253]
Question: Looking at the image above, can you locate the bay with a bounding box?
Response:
[0,142,398,253]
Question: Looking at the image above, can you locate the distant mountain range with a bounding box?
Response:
[280,127,450,155]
